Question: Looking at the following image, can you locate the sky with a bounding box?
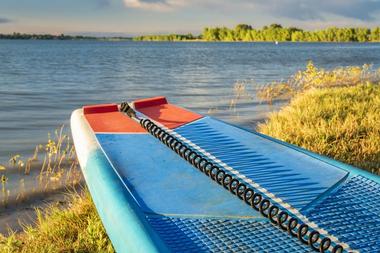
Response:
[1,0,380,36]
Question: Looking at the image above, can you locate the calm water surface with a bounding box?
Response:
[1,40,380,163]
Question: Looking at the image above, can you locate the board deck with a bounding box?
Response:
[71,96,380,253]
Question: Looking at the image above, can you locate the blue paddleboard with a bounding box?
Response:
[71,96,380,252]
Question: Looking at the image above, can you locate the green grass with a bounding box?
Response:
[0,190,114,253]
[258,83,380,174]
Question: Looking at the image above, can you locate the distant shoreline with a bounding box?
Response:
[0,33,132,41]
[2,23,380,42]
[1,37,380,43]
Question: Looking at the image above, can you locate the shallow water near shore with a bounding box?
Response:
[1,40,380,164]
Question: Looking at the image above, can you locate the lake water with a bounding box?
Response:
[1,40,380,163]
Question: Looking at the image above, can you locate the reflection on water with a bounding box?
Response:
[1,40,380,163]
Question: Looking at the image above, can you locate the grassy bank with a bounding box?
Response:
[257,61,380,174]
[258,84,380,174]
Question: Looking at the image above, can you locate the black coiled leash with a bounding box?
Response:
[121,103,348,253]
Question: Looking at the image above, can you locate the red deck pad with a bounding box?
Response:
[84,104,119,114]
[134,96,168,110]
[84,104,146,133]
[134,97,203,129]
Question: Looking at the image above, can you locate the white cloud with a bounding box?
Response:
[123,0,187,11]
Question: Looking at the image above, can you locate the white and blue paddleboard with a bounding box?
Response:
[71,96,380,253]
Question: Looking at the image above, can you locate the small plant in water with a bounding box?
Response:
[1,174,9,207]
[8,155,21,167]
[229,81,253,113]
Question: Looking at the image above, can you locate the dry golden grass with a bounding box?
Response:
[258,83,380,174]
[257,61,380,104]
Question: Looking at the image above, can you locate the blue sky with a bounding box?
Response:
[1,0,380,35]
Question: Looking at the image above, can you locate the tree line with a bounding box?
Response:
[133,33,198,41]
[133,24,380,42]
[202,24,380,42]
[0,33,97,40]
[0,33,132,41]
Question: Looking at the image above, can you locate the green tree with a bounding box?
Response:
[355,28,370,42]
[371,27,380,42]
[235,24,252,41]
[291,31,304,42]
[269,24,283,29]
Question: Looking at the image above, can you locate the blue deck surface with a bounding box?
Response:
[306,175,380,252]
[96,133,260,218]
[175,117,349,210]
[146,216,309,252]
